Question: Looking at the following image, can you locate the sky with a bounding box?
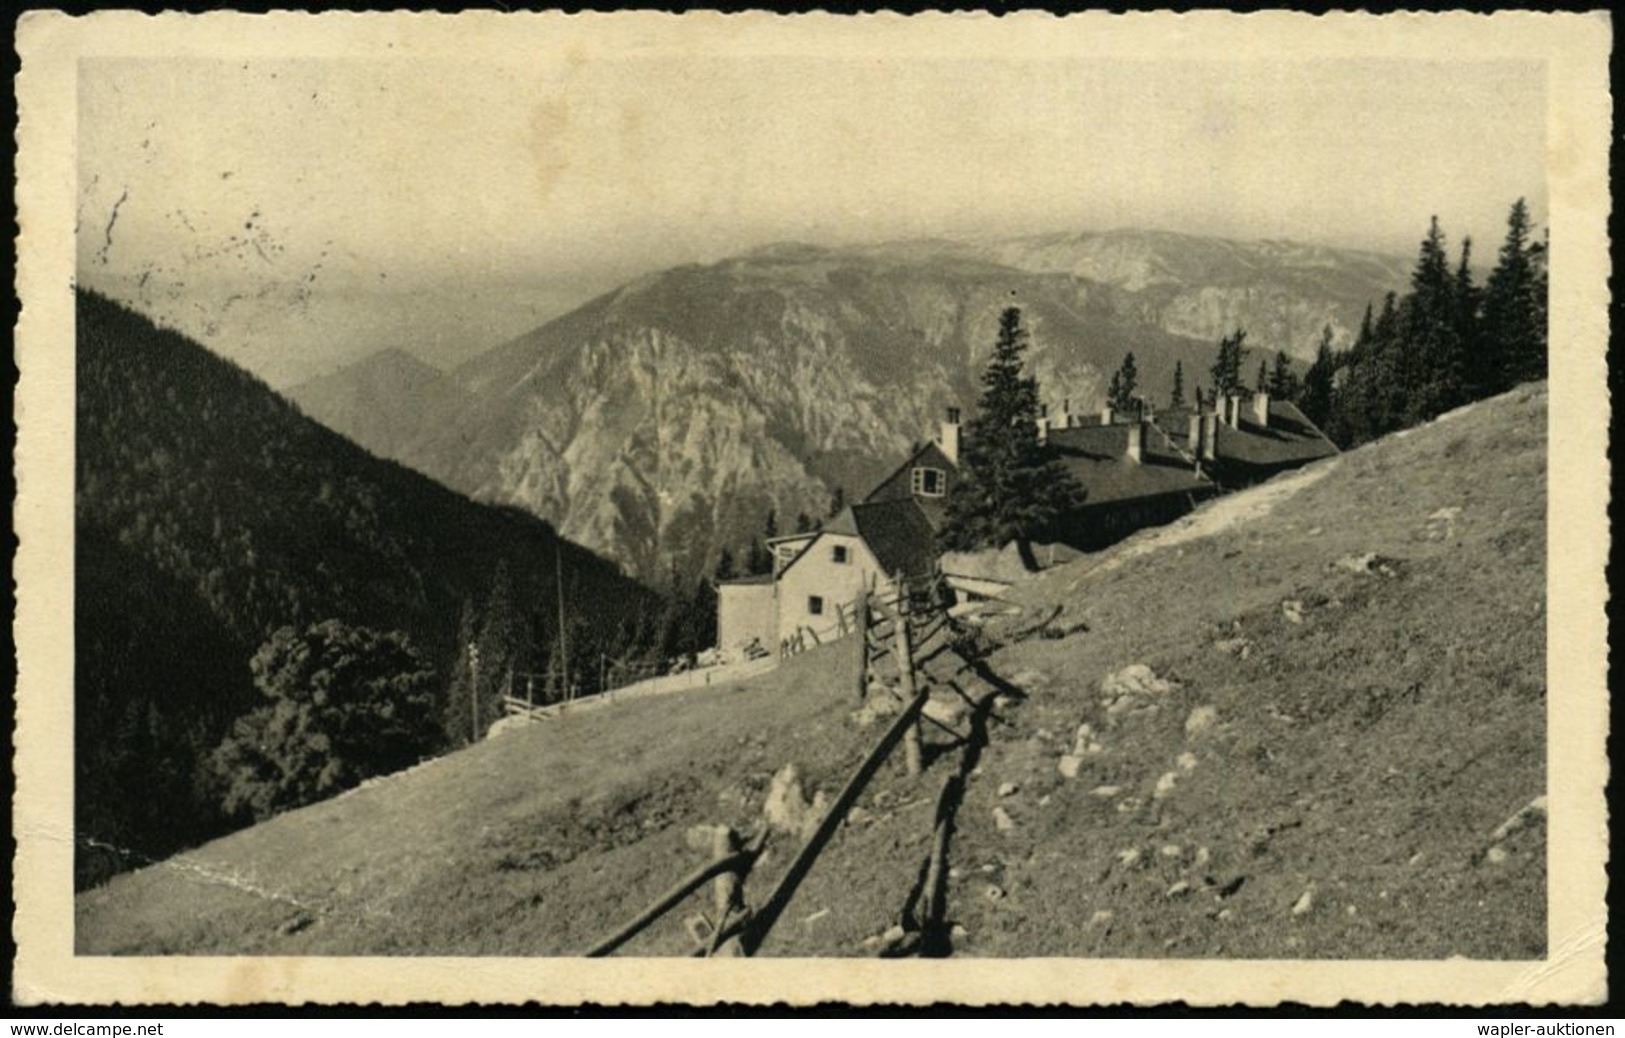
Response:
[76,39,1548,386]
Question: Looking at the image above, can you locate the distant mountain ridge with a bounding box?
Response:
[288,229,1409,584]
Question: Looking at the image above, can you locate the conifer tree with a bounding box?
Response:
[714,547,736,582]
[1299,331,1337,429]
[1209,329,1251,397]
[827,485,847,519]
[939,307,1084,569]
[1170,359,1185,408]
[1256,359,1269,394]
[1269,348,1299,400]
[1482,197,1546,389]
[1109,352,1139,413]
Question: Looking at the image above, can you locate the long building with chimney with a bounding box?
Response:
[715,389,1337,659]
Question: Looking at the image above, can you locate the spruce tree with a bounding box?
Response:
[939,307,1084,569]
[1299,332,1337,429]
[1170,359,1185,408]
[1256,359,1269,394]
[1482,197,1545,389]
[1269,348,1299,399]
[1209,329,1250,397]
[1109,352,1139,412]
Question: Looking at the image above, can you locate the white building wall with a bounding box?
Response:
[775,532,895,645]
[717,582,778,658]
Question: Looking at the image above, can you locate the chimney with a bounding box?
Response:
[1227,394,1243,428]
[1061,397,1072,428]
[1036,415,1050,445]
[1126,420,1144,465]
[938,407,961,466]
[1253,390,1270,428]
[1201,413,1218,462]
[1101,404,1115,426]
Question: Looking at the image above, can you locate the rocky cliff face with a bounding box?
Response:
[289,232,1408,585]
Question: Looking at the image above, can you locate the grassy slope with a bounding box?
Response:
[77,384,1545,958]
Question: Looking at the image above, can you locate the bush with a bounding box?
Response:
[212,620,438,821]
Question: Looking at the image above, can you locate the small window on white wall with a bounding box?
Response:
[808,595,825,616]
[912,467,946,497]
[832,544,849,564]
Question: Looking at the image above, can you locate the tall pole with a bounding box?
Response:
[468,642,480,745]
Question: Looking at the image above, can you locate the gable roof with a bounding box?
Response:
[777,498,939,584]
[1156,399,1339,472]
[1046,422,1215,506]
[850,498,939,581]
[861,439,957,528]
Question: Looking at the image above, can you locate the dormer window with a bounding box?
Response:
[912,466,947,497]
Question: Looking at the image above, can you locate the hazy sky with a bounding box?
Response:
[76,42,1548,385]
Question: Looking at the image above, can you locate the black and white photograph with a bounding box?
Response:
[12,9,1610,1006]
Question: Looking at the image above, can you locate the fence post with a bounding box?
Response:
[710,826,745,956]
[856,591,871,701]
[891,579,923,776]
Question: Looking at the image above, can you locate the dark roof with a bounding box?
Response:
[1046,422,1215,507]
[779,498,939,584]
[862,439,956,529]
[850,498,940,581]
[1156,399,1339,471]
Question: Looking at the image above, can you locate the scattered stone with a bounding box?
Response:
[1167,880,1191,898]
[847,806,873,826]
[981,863,998,874]
[1116,848,1141,867]
[763,764,824,839]
[1281,600,1305,624]
[998,782,1021,798]
[803,908,831,925]
[1159,844,1183,859]
[1346,905,1358,917]
[950,923,969,939]
[1057,755,1084,779]
[1216,908,1234,922]
[685,823,729,851]
[1089,909,1114,927]
[923,697,967,728]
[1486,845,1510,865]
[992,807,1016,832]
[1408,851,1426,866]
[1038,795,1052,807]
[1100,664,1178,710]
[1116,797,1144,814]
[1073,723,1106,756]
[948,866,964,881]
[1177,751,1199,773]
[1184,706,1220,738]
[1194,846,1211,867]
[1333,552,1403,578]
[1214,637,1254,659]
[1490,795,1549,842]
[1291,887,1316,917]
[1153,771,1180,799]
[983,884,1006,902]
[1090,785,1122,798]
[1308,526,1323,537]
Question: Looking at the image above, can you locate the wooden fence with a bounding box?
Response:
[579,573,955,957]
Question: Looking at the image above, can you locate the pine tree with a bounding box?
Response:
[1299,331,1337,429]
[1453,236,1486,399]
[1209,329,1250,397]
[1109,352,1139,412]
[828,485,847,519]
[1256,359,1269,394]
[1405,215,1463,420]
[1269,348,1299,400]
[1482,197,1546,389]
[939,307,1084,569]
[440,598,480,745]
[1170,359,1185,408]
[714,547,736,582]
